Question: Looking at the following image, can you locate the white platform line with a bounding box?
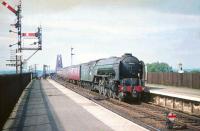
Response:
[48,79,148,131]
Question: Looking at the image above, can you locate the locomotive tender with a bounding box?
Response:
[57,53,145,101]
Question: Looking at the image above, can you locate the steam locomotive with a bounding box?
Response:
[56,53,146,101]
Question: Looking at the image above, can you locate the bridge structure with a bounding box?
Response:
[55,54,63,72]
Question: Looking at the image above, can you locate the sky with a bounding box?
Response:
[0,0,200,70]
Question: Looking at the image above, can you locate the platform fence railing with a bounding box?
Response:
[147,72,200,89]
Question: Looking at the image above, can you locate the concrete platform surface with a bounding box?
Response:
[146,83,200,102]
[3,79,148,131]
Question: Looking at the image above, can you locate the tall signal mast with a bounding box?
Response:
[1,0,42,74]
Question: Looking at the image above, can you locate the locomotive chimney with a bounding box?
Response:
[123,53,132,57]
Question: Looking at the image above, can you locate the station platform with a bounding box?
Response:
[146,83,200,102]
[2,79,147,131]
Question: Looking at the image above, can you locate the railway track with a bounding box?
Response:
[53,78,200,131]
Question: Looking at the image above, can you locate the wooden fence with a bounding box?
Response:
[147,72,200,89]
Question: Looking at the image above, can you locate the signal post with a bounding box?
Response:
[1,0,42,74]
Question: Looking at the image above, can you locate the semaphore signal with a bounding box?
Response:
[22,33,37,37]
[1,0,43,73]
[1,1,17,14]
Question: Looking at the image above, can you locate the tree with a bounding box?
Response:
[190,70,200,73]
[147,62,173,72]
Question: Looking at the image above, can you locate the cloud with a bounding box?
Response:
[22,7,200,40]
[20,0,200,15]
[22,5,200,68]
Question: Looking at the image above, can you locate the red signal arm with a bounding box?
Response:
[1,1,17,14]
[22,33,37,37]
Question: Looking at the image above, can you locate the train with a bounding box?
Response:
[56,53,147,101]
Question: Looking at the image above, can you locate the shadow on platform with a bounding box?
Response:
[2,80,60,131]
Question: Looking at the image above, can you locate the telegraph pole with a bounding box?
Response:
[71,47,75,65]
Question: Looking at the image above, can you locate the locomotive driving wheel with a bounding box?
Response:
[108,89,112,98]
[119,97,124,102]
[118,92,124,101]
[103,87,108,96]
[99,86,103,95]
[98,87,101,95]
[112,92,116,99]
